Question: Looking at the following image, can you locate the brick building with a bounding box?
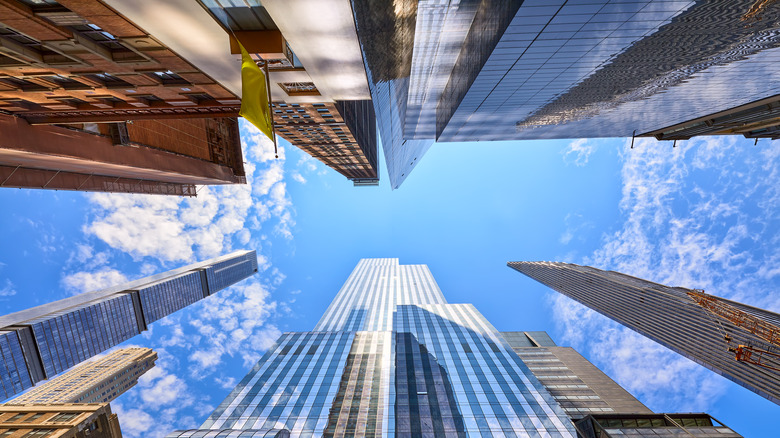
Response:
[0,0,245,196]
[0,403,122,437]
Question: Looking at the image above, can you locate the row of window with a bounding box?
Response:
[1,411,77,423]
[27,292,140,378]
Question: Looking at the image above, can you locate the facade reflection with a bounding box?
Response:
[348,0,780,187]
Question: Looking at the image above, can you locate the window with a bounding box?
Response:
[46,75,91,90]
[6,413,26,422]
[183,93,212,103]
[22,413,43,422]
[85,73,133,89]
[278,82,319,96]
[147,71,188,85]
[49,412,78,422]
[20,430,52,438]
[0,77,47,92]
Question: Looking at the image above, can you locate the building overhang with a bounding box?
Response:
[101,0,241,97]
[260,0,371,101]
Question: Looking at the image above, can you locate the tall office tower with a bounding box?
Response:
[501,331,741,437]
[8,348,156,405]
[0,0,250,196]
[320,0,780,188]
[508,261,780,406]
[0,403,122,437]
[0,250,257,401]
[168,258,578,437]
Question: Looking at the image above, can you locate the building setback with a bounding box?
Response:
[7,347,156,405]
[508,261,780,406]
[167,258,743,438]
[0,250,258,401]
[0,0,248,196]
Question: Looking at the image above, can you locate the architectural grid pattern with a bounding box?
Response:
[171,259,576,438]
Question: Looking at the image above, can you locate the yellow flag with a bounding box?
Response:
[238,42,274,141]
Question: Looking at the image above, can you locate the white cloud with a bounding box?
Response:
[292,172,306,184]
[553,135,780,413]
[184,278,281,377]
[558,213,593,246]
[562,138,596,166]
[215,375,236,390]
[83,121,293,263]
[0,279,16,297]
[112,347,197,438]
[61,268,127,295]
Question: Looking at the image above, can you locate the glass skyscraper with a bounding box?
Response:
[344,0,780,187]
[0,250,258,401]
[165,258,595,437]
[509,261,780,406]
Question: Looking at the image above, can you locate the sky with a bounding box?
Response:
[0,120,778,436]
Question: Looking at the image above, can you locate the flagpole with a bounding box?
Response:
[261,59,279,159]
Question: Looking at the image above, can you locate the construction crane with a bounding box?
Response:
[687,289,780,347]
[730,345,780,372]
[688,289,780,371]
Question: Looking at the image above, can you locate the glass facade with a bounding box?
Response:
[205,251,259,295]
[347,0,780,187]
[0,331,32,400]
[26,294,140,379]
[139,272,207,324]
[201,332,355,434]
[509,261,780,407]
[172,258,576,437]
[0,250,257,401]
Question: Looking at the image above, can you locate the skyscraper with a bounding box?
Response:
[350,0,780,188]
[196,1,380,185]
[212,0,777,189]
[8,348,156,405]
[169,258,576,437]
[0,250,258,401]
[508,261,780,406]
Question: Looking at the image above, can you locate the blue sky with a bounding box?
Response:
[0,120,777,436]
